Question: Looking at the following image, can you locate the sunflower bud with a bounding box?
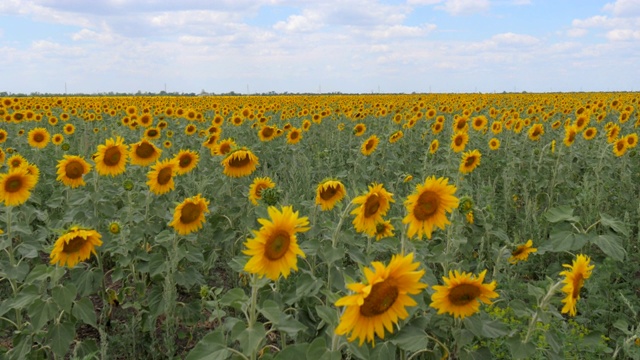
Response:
[123,179,134,191]
[458,196,474,213]
[261,187,281,206]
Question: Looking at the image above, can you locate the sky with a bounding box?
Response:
[0,0,639,94]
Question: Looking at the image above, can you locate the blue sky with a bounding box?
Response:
[0,0,638,94]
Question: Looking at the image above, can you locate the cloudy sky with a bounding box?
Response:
[1,0,639,94]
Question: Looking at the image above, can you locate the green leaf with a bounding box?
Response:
[1,261,29,282]
[259,300,306,337]
[600,213,630,236]
[52,283,77,313]
[306,337,328,359]
[370,342,397,360]
[346,340,370,360]
[49,321,76,358]
[185,328,229,360]
[544,206,579,223]
[0,284,40,316]
[463,316,509,338]
[613,319,632,335]
[237,324,266,356]
[541,229,589,252]
[27,298,57,332]
[592,234,626,261]
[7,332,32,360]
[545,330,562,354]
[507,336,537,359]
[219,288,248,310]
[316,305,339,327]
[389,325,429,352]
[274,343,309,360]
[72,297,98,329]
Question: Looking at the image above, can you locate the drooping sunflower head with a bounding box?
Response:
[402,176,459,240]
[248,177,276,205]
[50,226,103,268]
[27,127,50,149]
[129,138,162,166]
[169,194,210,235]
[351,183,394,236]
[315,179,346,211]
[360,135,380,156]
[258,125,277,142]
[459,149,481,174]
[56,155,92,188]
[559,254,594,316]
[508,239,537,264]
[335,253,428,345]
[221,148,259,178]
[430,269,498,319]
[0,166,38,206]
[173,149,199,175]
[94,136,128,177]
[146,158,178,195]
[242,205,310,280]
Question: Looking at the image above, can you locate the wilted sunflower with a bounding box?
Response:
[335,253,427,346]
[0,167,38,206]
[508,239,537,264]
[402,176,459,240]
[248,177,276,205]
[169,194,210,235]
[147,159,178,195]
[560,254,594,316]
[56,155,92,188]
[7,154,27,169]
[430,269,498,319]
[129,139,162,166]
[287,128,302,145]
[27,127,50,149]
[50,226,103,268]
[451,132,468,153]
[315,179,346,211]
[351,183,394,236]
[173,149,199,175]
[94,136,128,176]
[243,205,310,280]
[374,220,395,240]
[221,148,259,178]
[489,138,500,150]
[459,149,481,174]
[528,123,544,141]
[361,135,379,156]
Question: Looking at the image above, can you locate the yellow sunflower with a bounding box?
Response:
[429,139,439,154]
[374,220,395,240]
[63,124,75,135]
[625,133,638,149]
[94,136,128,176]
[613,138,628,157]
[0,167,38,206]
[169,194,210,235]
[287,128,302,145]
[7,154,27,169]
[559,254,594,316]
[50,226,103,268]
[221,148,259,178]
[451,131,468,153]
[563,125,578,147]
[489,138,500,150]
[56,155,92,188]
[402,176,459,240]
[508,239,537,264]
[315,179,346,211]
[335,253,427,345]
[242,205,310,280]
[129,138,162,166]
[146,159,178,195]
[430,269,498,319]
[258,125,277,142]
[389,130,403,144]
[248,177,276,205]
[0,129,7,143]
[353,123,366,136]
[459,149,481,174]
[527,123,544,141]
[52,134,64,146]
[0,148,5,165]
[27,127,50,149]
[173,149,199,175]
[351,183,394,236]
[212,138,236,156]
[144,127,161,140]
[361,135,380,156]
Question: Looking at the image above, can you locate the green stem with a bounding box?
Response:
[523,280,563,343]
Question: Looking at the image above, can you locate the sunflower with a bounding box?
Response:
[173,149,199,175]
[169,194,210,235]
[248,177,276,205]
[361,135,379,156]
[242,205,310,280]
[430,269,498,319]
[147,159,178,195]
[625,133,638,149]
[353,123,366,136]
[221,148,259,178]
[27,127,50,149]
[472,116,488,131]
[488,138,500,150]
[451,131,468,153]
[49,226,103,268]
[431,121,443,134]
[459,149,481,174]
[94,136,128,176]
[0,167,38,206]
[402,176,459,240]
[144,127,161,140]
[559,254,594,316]
[465,211,474,224]
[491,121,503,134]
[335,253,427,345]
[613,138,628,157]
[212,138,236,156]
[7,154,27,169]
[0,129,7,143]
[508,239,537,264]
[185,124,197,136]
[563,125,578,147]
[527,123,544,141]
[129,138,162,166]
[163,141,172,148]
[607,124,621,143]
[302,120,311,131]
[429,139,439,154]
[315,179,346,211]
[108,221,121,235]
[351,183,394,236]
[56,155,92,188]
[389,130,403,144]
[258,125,277,142]
[286,128,302,145]
[582,127,597,140]
[374,220,395,240]
[0,148,4,165]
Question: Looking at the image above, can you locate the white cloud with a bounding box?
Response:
[273,10,324,32]
[436,0,490,15]
[604,0,640,17]
[491,32,539,46]
[566,28,588,37]
[606,28,640,41]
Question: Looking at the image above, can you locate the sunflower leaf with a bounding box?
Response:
[237,324,266,356]
[389,325,430,352]
[273,343,309,360]
[599,213,630,237]
[592,234,626,262]
[52,283,77,313]
[72,297,97,329]
[544,206,579,223]
[48,321,76,358]
[185,328,229,360]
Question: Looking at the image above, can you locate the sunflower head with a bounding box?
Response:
[508,239,537,264]
[403,176,459,240]
[169,194,210,235]
[430,269,498,319]
[221,148,259,178]
[315,179,346,211]
[0,167,38,206]
[559,254,594,316]
[50,226,103,268]
[351,183,394,236]
[249,177,276,205]
[108,221,122,235]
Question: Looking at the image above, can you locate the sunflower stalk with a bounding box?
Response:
[523,279,564,344]
[3,206,23,331]
[162,233,180,357]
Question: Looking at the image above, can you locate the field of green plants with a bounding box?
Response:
[0,93,639,359]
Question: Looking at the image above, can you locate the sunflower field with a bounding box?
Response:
[0,93,639,359]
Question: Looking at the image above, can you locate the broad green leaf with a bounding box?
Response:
[545,330,562,354]
[389,325,430,352]
[306,337,328,359]
[237,324,266,356]
[507,335,537,358]
[52,283,77,313]
[259,300,307,336]
[592,234,626,261]
[49,321,76,358]
[219,288,248,310]
[600,213,630,236]
[0,284,40,316]
[274,343,309,360]
[72,297,98,329]
[185,329,230,360]
[316,305,339,327]
[27,298,57,332]
[463,316,509,338]
[544,206,579,223]
[613,319,632,335]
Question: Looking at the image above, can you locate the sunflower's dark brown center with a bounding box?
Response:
[572,274,584,299]
[464,155,477,167]
[261,127,274,138]
[511,247,525,257]
[0,133,5,141]
[10,160,21,168]
[136,142,156,159]
[320,185,339,200]
[228,153,251,168]
[103,147,122,166]
[375,222,387,234]
[628,137,636,146]
[568,132,576,143]
[157,167,172,185]
[448,284,481,306]
[65,161,85,179]
[218,143,231,155]
[180,203,202,224]
[5,176,22,193]
[179,155,193,167]
[360,280,399,317]
[63,236,87,254]
[531,128,541,137]
[363,194,381,218]
[290,131,299,140]
[365,140,375,151]
[617,141,625,151]
[147,129,158,137]
[264,230,291,261]
[33,133,45,143]
[454,136,463,146]
[414,191,439,220]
